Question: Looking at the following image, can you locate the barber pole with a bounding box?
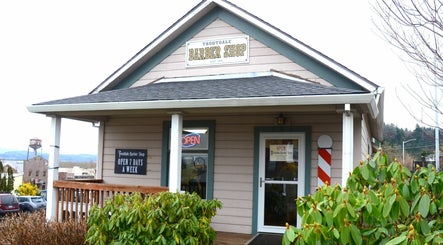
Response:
[318,148,331,186]
[317,135,333,186]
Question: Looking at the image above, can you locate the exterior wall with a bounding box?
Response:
[101,116,166,186]
[23,156,48,189]
[308,114,343,192]
[100,111,343,234]
[353,116,363,168]
[360,114,372,158]
[132,19,331,87]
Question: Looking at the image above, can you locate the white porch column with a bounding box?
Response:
[168,113,183,192]
[46,116,61,221]
[342,104,354,187]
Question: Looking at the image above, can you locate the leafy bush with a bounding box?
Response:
[15,182,39,196]
[0,211,87,244]
[86,191,222,245]
[283,149,443,244]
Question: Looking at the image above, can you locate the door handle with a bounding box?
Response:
[259,177,265,187]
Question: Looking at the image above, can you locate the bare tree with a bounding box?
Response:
[373,0,443,128]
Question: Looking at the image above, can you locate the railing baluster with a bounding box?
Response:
[55,187,60,222]
[51,180,167,223]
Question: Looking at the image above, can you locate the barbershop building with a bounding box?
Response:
[29,0,384,235]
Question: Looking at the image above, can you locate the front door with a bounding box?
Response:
[257,132,305,233]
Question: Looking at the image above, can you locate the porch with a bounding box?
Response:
[51,180,256,244]
[215,232,253,245]
[51,180,168,222]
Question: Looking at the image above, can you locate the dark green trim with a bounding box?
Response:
[113,8,222,90]
[160,122,170,187]
[161,120,216,200]
[112,6,364,91]
[251,126,312,235]
[216,11,364,91]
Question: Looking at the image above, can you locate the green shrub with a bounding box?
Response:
[283,149,443,244]
[86,191,222,245]
[0,211,87,244]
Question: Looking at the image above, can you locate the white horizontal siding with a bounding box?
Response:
[101,116,165,186]
[98,111,358,234]
[308,113,343,193]
[132,19,330,87]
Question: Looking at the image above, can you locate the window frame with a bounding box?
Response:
[161,120,215,200]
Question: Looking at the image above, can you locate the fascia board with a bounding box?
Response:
[217,1,377,92]
[91,1,216,94]
[93,0,377,94]
[28,93,375,114]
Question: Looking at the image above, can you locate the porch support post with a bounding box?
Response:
[168,113,183,192]
[46,116,61,221]
[342,104,354,187]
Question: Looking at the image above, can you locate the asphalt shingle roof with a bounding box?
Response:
[35,75,366,106]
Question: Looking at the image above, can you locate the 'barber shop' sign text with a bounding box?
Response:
[114,149,147,175]
[185,36,249,67]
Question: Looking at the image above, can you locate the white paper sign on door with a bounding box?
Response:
[270,144,293,162]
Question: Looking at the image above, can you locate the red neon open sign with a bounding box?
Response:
[182,132,201,148]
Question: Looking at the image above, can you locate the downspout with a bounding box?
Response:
[342,104,354,187]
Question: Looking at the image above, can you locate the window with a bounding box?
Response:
[162,121,215,199]
[181,127,209,198]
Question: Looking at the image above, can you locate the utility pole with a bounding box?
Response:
[433,7,440,171]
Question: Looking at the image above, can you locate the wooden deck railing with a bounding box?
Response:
[52,180,168,222]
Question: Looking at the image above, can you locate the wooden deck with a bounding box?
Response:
[51,181,254,244]
[215,232,253,245]
[52,180,168,222]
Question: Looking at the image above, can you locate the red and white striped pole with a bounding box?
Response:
[317,135,333,186]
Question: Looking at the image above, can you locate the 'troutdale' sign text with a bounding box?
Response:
[185,36,249,67]
[114,149,147,175]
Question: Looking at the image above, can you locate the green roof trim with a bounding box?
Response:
[113,8,223,90]
[217,10,364,90]
[112,6,364,91]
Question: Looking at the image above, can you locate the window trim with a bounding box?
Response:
[161,120,215,200]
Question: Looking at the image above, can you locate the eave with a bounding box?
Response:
[28,92,379,118]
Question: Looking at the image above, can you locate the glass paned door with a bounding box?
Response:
[258,132,305,233]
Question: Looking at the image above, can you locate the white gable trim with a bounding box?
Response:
[155,71,312,84]
[91,0,378,94]
[216,0,377,92]
[91,1,217,94]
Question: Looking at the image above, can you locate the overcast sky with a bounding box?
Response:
[0,0,427,155]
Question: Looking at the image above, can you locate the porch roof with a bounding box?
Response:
[28,72,379,118]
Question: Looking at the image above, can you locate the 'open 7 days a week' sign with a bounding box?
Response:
[114,149,147,175]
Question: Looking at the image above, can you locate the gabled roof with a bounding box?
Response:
[90,0,380,94]
[29,72,380,120]
[27,0,384,138]
[35,73,366,106]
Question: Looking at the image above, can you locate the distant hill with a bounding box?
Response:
[0,149,96,163]
[383,123,442,159]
